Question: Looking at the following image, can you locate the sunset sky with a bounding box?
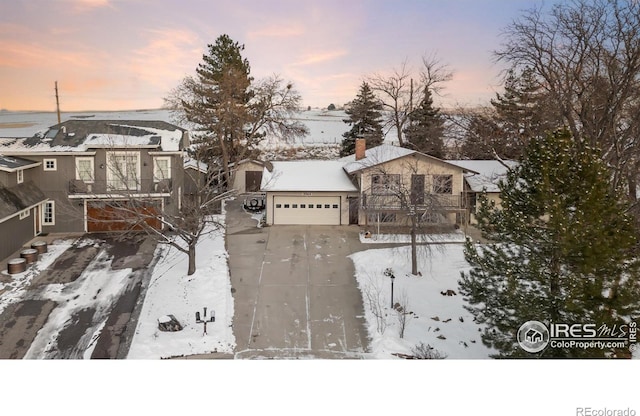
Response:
[1,0,545,112]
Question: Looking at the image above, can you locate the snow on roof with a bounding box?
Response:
[0,155,40,171]
[261,160,358,192]
[340,144,417,174]
[449,159,518,192]
[111,124,182,151]
[184,156,208,173]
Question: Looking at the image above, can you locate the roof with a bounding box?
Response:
[0,181,47,222]
[0,155,40,172]
[449,159,518,192]
[184,156,208,174]
[0,120,184,153]
[340,144,417,174]
[261,160,358,192]
[340,143,473,174]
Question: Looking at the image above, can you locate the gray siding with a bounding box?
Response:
[0,207,36,261]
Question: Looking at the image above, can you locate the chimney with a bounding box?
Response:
[355,138,366,160]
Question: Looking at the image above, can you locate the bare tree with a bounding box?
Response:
[495,0,640,201]
[367,54,453,147]
[394,290,413,339]
[362,272,389,335]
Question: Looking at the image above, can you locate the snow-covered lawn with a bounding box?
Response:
[350,243,496,359]
[127,217,235,359]
[359,231,467,244]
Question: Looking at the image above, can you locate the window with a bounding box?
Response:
[75,157,94,182]
[324,204,330,208]
[308,205,314,208]
[276,204,282,208]
[433,175,453,194]
[316,204,322,208]
[43,201,55,225]
[44,159,57,171]
[284,204,290,208]
[19,209,29,219]
[371,174,401,195]
[107,152,140,191]
[153,157,171,182]
[332,204,339,209]
[292,204,298,208]
[300,204,306,208]
[17,169,23,184]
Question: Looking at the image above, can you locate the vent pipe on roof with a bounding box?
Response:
[355,138,366,160]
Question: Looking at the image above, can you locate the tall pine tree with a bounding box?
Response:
[459,129,640,358]
[403,87,445,158]
[341,82,384,157]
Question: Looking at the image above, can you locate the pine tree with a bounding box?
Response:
[341,82,384,157]
[459,129,640,358]
[403,87,445,158]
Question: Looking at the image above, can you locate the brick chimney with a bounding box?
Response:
[355,138,366,160]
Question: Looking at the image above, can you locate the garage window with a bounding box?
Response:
[332,204,339,209]
[308,205,314,208]
[284,204,290,208]
[300,204,306,208]
[316,204,321,208]
[276,204,282,208]
[324,204,330,208]
[292,204,298,208]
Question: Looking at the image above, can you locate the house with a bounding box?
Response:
[0,119,189,233]
[449,159,517,224]
[261,160,358,225]
[259,139,474,227]
[0,155,48,260]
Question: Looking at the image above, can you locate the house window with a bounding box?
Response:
[44,159,57,171]
[433,175,453,194]
[19,209,29,219]
[371,174,401,195]
[17,169,24,184]
[43,201,55,225]
[153,156,171,182]
[107,151,140,191]
[75,157,94,182]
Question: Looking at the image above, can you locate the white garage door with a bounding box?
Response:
[273,196,341,225]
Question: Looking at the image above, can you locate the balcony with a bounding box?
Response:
[361,192,465,212]
[68,178,173,195]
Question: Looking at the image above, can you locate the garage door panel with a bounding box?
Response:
[87,201,162,232]
[273,196,340,225]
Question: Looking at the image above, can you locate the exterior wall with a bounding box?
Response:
[0,206,37,261]
[231,161,264,194]
[15,150,184,233]
[264,191,356,225]
[356,154,466,226]
[469,191,501,225]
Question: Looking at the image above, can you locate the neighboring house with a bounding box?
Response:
[0,155,48,260]
[341,140,474,227]
[261,160,358,225]
[259,139,475,227]
[0,120,189,233]
[449,159,517,224]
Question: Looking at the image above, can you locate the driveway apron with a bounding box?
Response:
[225,200,369,358]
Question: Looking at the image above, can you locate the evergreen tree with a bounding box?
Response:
[403,87,445,158]
[459,129,640,358]
[341,82,384,157]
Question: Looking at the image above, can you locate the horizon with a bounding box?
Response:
[1,1,545,112]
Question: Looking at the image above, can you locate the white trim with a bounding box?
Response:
[1,152,97,156]
[106,151,140,191]
[43,200,55,225]
[75,156,95,183]
[17,169,24,184]
[153,156,172,182]
[19,209,29,219]
[0,200,45,224]
[67,193,170,199]
[148,151,184,156]
[43,158,57,171]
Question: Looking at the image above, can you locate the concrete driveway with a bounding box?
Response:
[225,200,370,358]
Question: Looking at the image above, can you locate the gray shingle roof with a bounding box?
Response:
[0,155,40,171]
[0,181,47,221]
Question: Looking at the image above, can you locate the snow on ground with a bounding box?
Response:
[349,243,496,359]
[0,238,73,315]
[359,231,467,244]
[127,216,235,359]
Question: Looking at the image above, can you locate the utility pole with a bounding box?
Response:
[55,81,61,124]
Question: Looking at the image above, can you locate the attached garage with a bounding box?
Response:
[86,200,162,232]
[261,161,358,226]
[272,195,341,225]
